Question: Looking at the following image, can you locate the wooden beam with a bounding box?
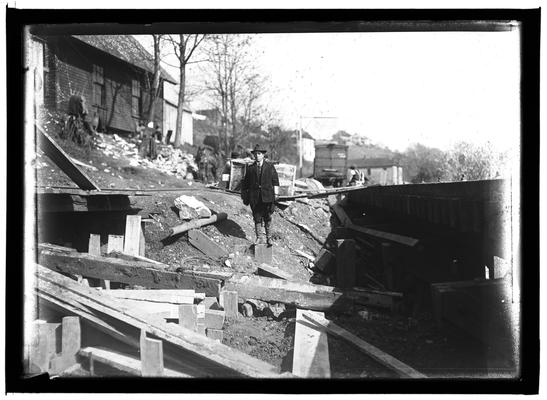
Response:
[336,239,356,288]
[292,309,330,378]
[165,213,228,238]
[124,215,142,257]
[224,274,400,311]
[36,124,100,190]
[79,347,188,377]
[38,249,222,297]
[105,289,200,304]
[35,265,286,377]
[331,201,419,247]
[107,250,167,267]
[302,313,426,379]
[257,263,295,281]
[188,229,228,260]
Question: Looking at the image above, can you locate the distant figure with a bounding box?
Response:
[165,129,173,145]
[63,94,94,146]
[139,121,157,159]
[241,144,280,246]
[348,165,361,186]
[154,124,162,143]
[196,145,217,184]
[135,120,145,140]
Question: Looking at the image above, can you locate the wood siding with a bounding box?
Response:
[44,36,163,134]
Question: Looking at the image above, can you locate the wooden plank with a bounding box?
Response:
[257,263,295,281]
[124,215,142,256]
[254,244,272,264]
[331,201,419,247]
[139,225,146,257]
[35,265,285,377]
[292,309,330,378]
[107,250,167,267]
[49,316,81,374]
[29,321,61,373]
[204,309,225,329]
[37,288,199,375]
[38,249,221,297]
[336,239,356,288]
[140,331,164,377]
[36,124,100,190]
[188,229,228,260]
[302,313,426,378]
[107,235,124,254]
[219,291,238,319]
[117,299,180,319]
[79,347,188,377]
[89,234,109,289]
[88,234,101,256]
[38,243,77,253]
[178,304,197,332]
[313,248,335,273]
[200,296,220,309]
[295,249,315,261]
[105,289,197,304]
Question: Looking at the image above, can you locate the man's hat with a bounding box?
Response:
[251,144,267,154]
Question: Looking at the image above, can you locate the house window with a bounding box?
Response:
[92,65,105,107]
[131,79,141,117]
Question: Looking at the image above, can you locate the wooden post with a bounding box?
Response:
[139,222,146,257]
[29,320,61,373]
[178,304,197,332]
[107,235,124,254]
[89,234,109,289]
[220,291,239,318]
[140,330,164,376]
[254,244,273,264]
[292,309,330,378]
[336,239,356,288]
[124,215,142,256]
[204,309,225,329]
[49,316,81,374]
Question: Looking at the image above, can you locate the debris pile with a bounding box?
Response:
[94,133,198,179]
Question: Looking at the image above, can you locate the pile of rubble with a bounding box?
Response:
[94,133,198,180]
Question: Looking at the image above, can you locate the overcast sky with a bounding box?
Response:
[139,28,521,153]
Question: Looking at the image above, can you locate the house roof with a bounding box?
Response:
[73,35,177,84]
[301,130,315,140]
[348,157,400,168]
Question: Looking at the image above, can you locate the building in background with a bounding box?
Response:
[348,157,404,185]
[30,34,176,135]
[162,81,194,145]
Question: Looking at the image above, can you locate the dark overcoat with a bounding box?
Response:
[241,161,280,206]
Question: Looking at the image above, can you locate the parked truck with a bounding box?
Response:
[313,143,349,187]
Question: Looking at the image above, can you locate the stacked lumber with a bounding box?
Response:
[33,264,286,378]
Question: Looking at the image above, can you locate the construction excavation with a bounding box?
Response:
[25,127,518,380]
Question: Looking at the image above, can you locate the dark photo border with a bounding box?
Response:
[5,7,540,394]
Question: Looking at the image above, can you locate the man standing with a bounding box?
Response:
[241,144,280,246]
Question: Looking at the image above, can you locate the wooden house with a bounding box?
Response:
[30,34,177,135]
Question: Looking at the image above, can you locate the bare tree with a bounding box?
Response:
[164,34,207,147]
[145,34,163,126]
[202,34,262,155]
